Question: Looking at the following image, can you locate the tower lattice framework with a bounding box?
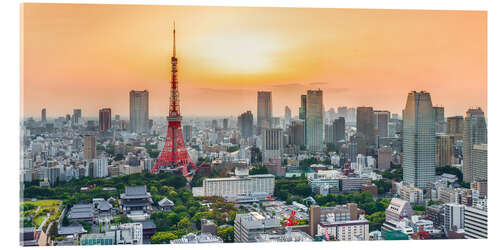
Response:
[151,23,197,177]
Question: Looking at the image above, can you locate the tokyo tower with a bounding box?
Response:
[151,23,197,177]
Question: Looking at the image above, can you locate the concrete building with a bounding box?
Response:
[374,110,390,146]
[129,90,149,134]
[261,128,283,163]
[238,111,254,139]
[317,217,370,241]
[464,205,487,239]
[385,198,413,224]
[444,203,465,232]
[471,144,487,181]
[234,212,281,243]
[289,120,305,147]
[402,91,436,189]
[284,106,292,126]
[447,116,464,136]
[433,106,446,134]
[400,185,424,204]
[257,91,272,135]
[41,108,46,123]
[436,134,453,167]
[201,174,275,197]
[463,108,487,182]
[99,108,112,133]
[83,134,96,160]
[308,204,363,237]
[356,107,375,155]
[377,146,392,171]
[171,233,223,244]
[305,90,324,152]
[73,109,82,125]
[426,205,445,229]
[92,158,108,178]
[471,180,487,198]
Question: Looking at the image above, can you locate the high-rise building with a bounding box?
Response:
[402,91,436,189]
[436,134,453,167]
[356,107,375,155]
[41,108,46,123]
[377,146,392,171]
[299,95,307,120]
[306,90,323,152]
[129,90,149,134]
[223,118,229,130]
[284,106,291,126]
[183,125,193,143]
[334,117,345,142]
[374,110,390,146]
[73,109,82,125]
[92,158,108,178]
[464,205,487,239]
[433,106,446,134]
[444,203,465,232]
[84,134,96,160]
[463,108,487,182]
[447,116,464,136]
[99,108,112,133]
[289,120,305,147]
[257,91,272,135]
[261,128,283,163]
[471,144,487,181]
[238,111,254,139]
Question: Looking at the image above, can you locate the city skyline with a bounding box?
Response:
[22,4,486,118]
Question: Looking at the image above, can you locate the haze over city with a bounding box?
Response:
[22,4,486,118]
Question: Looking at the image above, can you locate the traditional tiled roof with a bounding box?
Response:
[158,197,175,207]
[58,225,87,235]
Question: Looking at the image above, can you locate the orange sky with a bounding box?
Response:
[21,3,487,118]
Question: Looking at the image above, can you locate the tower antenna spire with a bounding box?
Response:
[173,21,176,57]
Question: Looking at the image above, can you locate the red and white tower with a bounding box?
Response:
[151,23,197,177]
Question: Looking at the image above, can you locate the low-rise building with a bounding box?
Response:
[234,212,281,243]
[170,233,223,244]
[119,186,153,221]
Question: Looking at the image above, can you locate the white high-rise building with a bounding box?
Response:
[402,91,436,189]
[129,90,149,134]
[202,174,275,197]
[444,203,465,232]
[93,158,108,178]
[306,90,324,152]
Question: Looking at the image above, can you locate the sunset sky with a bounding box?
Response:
[21,3,487,118]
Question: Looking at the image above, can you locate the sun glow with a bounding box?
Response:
[199,32,284,74]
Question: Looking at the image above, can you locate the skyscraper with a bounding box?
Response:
[299,95,307,120]
[99,108,112,133]
[306,90,323,152]
[84,134,96,160]
[463,107,487,182]
[129,90,149,134]
[402,91,436,189]
[356,107,375,155]
[447,116,464,136]
[238,111,254,139]
[374,110,390,146]
[41,108,46,123]
[472,144,487,181]
[73,109,82,125]
[436,134,453,167]
[334,117,346,142]
[257,91,272,135]
[433,106,446,134]
[289,120,305,147]
[284,106,291,126]
[223,118,229,130]
[261,128,283,163]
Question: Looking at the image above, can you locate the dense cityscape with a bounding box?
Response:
[20,26,487,246]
